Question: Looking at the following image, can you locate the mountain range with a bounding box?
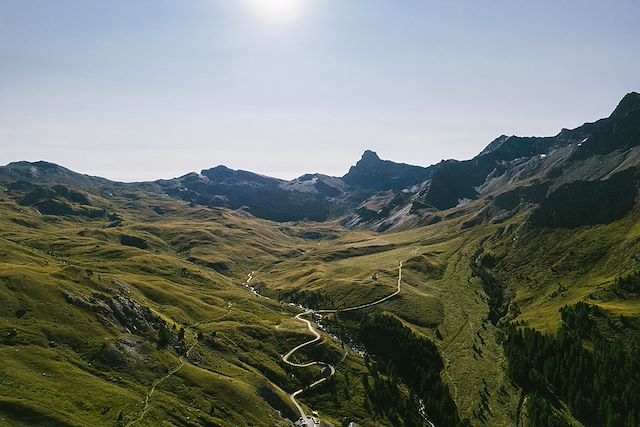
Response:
[1,92,639,427]
[2,92,639,230]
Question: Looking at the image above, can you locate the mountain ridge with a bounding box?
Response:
[2,92,639,229]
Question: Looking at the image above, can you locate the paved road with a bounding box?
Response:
[317,260,403,314]
[282,311,322,368]
[282,261,403,423]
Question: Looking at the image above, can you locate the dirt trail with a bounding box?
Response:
[126,308,232,426]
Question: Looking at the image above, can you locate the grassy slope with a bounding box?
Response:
[0,189,376,426]
[264,210,523,426]
[483,204,640,331]
[1,181,638,426]
[263,196,640,426]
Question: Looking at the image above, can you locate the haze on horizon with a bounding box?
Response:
[1,0,638,182]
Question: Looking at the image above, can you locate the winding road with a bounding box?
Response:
[128,261,404,426]
[281,261,403,424]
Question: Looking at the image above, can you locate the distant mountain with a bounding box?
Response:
[345,92,640,230]
[156,168,336,222]
[1,92,639,229]
[156,150,432,222]
[0,161,111,189]
[342,149,433,190]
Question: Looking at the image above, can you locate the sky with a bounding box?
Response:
[1,0,639,182]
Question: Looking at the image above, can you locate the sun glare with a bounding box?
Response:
[241,0,309,28]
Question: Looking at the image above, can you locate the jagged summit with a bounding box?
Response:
[612,91,640,117]
[360,149,381,163]
[343,150,432,190]
[479,135,512,156]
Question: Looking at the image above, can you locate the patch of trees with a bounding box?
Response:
[284,290,332,310]
[614,270,640,293]
[503,302,640,427]
[359,313,468,427]
[559,301,599,338]
[525,394,570,427]
[471,248,508,324]
[157,323,187,355]
[157,324,171,349]
[361,363,425,426]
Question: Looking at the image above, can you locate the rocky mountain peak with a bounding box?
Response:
[479,135,512,156]
[360,149,381,163]
[611,91,640,118]
[343,150,432,190]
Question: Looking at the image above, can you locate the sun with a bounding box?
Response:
[241,0,309,28]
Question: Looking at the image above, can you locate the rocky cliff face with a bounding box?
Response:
[344,92,640,231]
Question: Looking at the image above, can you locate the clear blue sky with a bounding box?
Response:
[1,0,638,181]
